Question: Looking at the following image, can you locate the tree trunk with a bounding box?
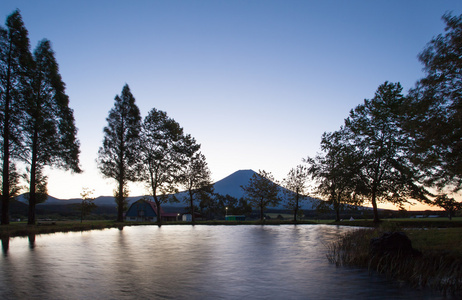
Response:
[155,199,162,226]
[334,196,340,222]
[293,192,299,223]
[260,200,264,221]
[117,127,125,222]
[189,190,195,224]
[117,155,124,222]
[27,163,36,225]
[1,58,12,225]
[27,130,39,225]
[335,206,340,222]
[371,189,380,223]
[117,180,124,222]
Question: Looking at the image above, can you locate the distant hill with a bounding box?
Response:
[17,169,317,209]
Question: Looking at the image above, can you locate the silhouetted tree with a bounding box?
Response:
[306,129,361,222]
[97,84,141,222]
[0,162,23,203]
[0,10,32,225]
[22,39,81,224]
[235,198,252,216]
[138,108,186,225]
[179,151,213,224]
[282,165,309,222]
[404,13,462,192]
[80,188,97,223]
[345,82,429,222]
[241,170,280,221]
[432,195,462,221]
[199,193,220,219]
[22,166,47,207]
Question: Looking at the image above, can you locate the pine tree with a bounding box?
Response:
[97,84,141,222]
[0,10,33,224]
[22,39,81,225]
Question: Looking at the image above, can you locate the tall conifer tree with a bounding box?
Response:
[22,39,81,224]
[0,10,32,224]
[97,84,141,222]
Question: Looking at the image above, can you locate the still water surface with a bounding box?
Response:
[0,225,450,299]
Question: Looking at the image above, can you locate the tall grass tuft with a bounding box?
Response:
[326,226,462,296]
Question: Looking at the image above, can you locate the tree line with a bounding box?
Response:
[97,84,214,224]
[0,10,80,225]
[236,13,462,223]
[305,13,462,222]
[1,10,461,225]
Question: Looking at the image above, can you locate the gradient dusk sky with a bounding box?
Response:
[1,1,461,209]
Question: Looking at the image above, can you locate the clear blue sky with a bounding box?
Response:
[1,1,461,206]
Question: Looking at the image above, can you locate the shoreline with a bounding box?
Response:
[1,218,461,239]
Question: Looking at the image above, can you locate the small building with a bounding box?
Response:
[225,215,246,221]
[182,212,204,222]
[125,199,178,222]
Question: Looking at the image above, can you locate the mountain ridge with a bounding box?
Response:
[17,169,316,209]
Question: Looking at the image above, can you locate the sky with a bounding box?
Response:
[1,0,462,210]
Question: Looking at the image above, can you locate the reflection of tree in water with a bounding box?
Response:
[28,234,36,250]
[1,237,8,255]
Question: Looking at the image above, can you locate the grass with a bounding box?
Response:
[326,225,462,296]
[407,228,462,256]
[327,217,462,229]
[0,220,134,238]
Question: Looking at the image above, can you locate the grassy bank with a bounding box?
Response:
[327,225,462,296]
[0,220,129,238]
[333,217,462,228]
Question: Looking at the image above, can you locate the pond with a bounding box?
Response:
[0,225,450,299]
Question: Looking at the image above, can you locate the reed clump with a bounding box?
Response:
[327,226,462,296]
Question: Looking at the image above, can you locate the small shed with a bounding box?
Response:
[182,212,204,222]
[125,199,165,222]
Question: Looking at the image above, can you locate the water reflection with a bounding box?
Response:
[0,225,452,299]
[1,236,8,256]
[28,233,35,249]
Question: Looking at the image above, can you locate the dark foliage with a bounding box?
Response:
[0,10,33,224]
[344,82,429,222]
[97,84,141,222]
[404,13,462,192]
[23,39,81,225]
[241,170,280,221]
